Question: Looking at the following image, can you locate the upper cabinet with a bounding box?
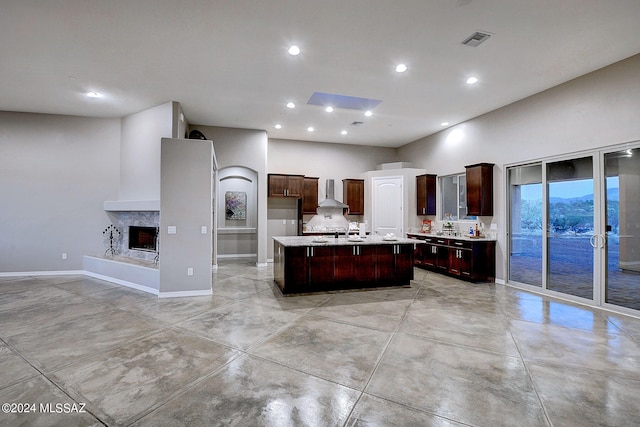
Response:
[465,163,494,216]
[302,177,319,214]
[268,174,304,198]
[416,174,436,216]
[343,179,365,215]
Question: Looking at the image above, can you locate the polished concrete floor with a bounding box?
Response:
[1,261,640,426]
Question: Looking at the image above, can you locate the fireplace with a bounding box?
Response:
[129,226,158,252]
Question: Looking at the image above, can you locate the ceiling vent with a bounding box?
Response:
[461,31,492,47]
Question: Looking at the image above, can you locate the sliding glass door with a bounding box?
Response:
[604,148,640,311]
[546,157,596,300]
[508,144,640,314]
[508,165,543,287]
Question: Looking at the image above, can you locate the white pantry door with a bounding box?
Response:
[372,176,403,236]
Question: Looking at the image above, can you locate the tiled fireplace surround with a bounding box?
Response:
[110,211,160,262]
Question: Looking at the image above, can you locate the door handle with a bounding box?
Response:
[589,235,597,248]
[599,234,606,248]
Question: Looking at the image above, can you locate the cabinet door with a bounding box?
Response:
[416,174,436,216]
[376,245,396,284]
[354,245,376,283]
[287,175,304,198]
[308,245,334,289]
[334,245,356,285]
[465,163,494,216]
[376,244,413,285]
[458,248,473,278]
[423,243,437,268]
[268,174,288,197]
[343,179,365,215]
[284,246,308,293]
[414,243,428,267]
[434,239,449,271]
[302,177,319,214]
[395,244,414,283]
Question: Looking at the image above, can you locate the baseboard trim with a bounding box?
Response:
[83,271,159,296]
[158,289,213,298]
[0,270,84,277]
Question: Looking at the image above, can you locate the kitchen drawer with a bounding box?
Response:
[449,239,474,249]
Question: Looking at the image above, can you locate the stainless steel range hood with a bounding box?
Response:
[318,179,348,209]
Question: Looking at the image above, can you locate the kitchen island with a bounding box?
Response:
[273,235,419,294]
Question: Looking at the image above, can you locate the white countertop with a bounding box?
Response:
[406,232,496,242]
[273,235,419,247]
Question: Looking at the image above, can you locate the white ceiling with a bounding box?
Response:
[2,0,640,147]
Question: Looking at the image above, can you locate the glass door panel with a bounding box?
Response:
[546,157,594,300]
[604,149,640,310]
[508,164,543,286]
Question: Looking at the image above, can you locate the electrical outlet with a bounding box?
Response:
[282,219,286,225]
[201,226,207,235]
[290,220,295,225]
[61,253,67,260]
[187,267,193,276]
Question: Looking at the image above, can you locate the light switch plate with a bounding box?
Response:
[168,226,177,234]
[201,226,207,235]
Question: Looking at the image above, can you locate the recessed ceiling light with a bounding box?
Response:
[274,124,282,129]
[325,106,334,113]
[395,64,407,73]
[307,127,314,132]
[86,91,101,98]
[364,110,373,117]
[286,102,295,109]
[288,45,301,56]
[441,122,450,126]
[466,76,478,85]
[341,130,348,135]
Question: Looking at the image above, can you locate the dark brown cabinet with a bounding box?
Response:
[448,240,473,278]
[465,163,494,216]
[343,179,365,215]
[273,240,415,294]
[409,234,495,282]
[268,174,304,198]
[302,177,319,214]
[375,244,414,285]
[334,245,376,287]
[416,174,436,216]
[307,245,335,289]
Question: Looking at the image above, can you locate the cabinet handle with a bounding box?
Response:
[422,208,425,215]
[455,242,463,246]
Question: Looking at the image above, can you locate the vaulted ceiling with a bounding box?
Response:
[2,0,640,147]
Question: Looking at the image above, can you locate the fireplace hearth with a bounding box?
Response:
[129,226,158,252]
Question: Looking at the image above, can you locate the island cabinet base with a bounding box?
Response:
[273,241,414,294]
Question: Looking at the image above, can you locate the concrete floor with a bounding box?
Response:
[1,261,640,426]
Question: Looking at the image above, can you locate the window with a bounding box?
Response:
[440,173,476,221]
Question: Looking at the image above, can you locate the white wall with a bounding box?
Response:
[0,112,121,272]
[266,138,398,260]
[160,138,212,295]
[189,125,268,264]
[268,138,397,203]
[397,54,640,282]
[119,101,174,201]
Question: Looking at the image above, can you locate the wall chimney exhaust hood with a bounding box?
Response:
[318,179,348,209]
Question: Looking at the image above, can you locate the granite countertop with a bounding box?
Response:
[406,232,496,242]
[273,235,420,247]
